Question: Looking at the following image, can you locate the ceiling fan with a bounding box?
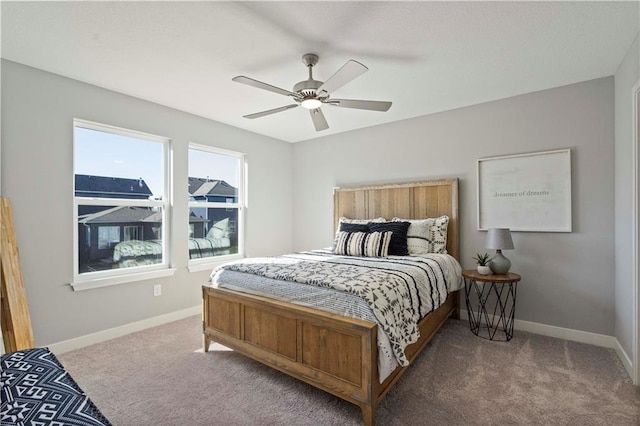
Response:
[232,53,392,132]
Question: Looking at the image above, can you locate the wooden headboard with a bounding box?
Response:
[333,179,459,260]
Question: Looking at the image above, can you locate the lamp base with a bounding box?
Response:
[489,251,511,274]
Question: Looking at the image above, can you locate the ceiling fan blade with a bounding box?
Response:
[309,108,329,131]
[243,104,299,119]
[316,60,368,96]
[329,99,392,112]
[232,76,297,97]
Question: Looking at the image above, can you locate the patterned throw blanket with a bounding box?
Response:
[1,348,111,426]
[214,250,460,366]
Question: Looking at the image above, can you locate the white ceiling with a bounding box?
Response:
[2,1,638,143]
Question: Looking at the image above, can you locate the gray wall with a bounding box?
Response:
[1,60,293,346]
[614,34,639,358]
[293,77,615,336]
[1,56,629,347]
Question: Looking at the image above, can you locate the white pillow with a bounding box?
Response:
[392,216,449,254]
[339,216,386,224]
[207,218,230,239]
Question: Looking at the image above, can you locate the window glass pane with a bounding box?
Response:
[188,207,238,259]
[98,226,120,249]
[74,126,164,200]
[74,121,169,280]
[78,205,164,273]
[124,226,143,241]
[188,150,239,204]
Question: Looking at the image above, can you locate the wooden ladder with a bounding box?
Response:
[1,197,34,352]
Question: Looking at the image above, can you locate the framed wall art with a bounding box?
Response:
[477,149,572,232]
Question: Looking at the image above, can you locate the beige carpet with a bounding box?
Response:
[58,316,639,425]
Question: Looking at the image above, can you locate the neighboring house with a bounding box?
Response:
[189,177,237,203]
[75,175,235,265]
[75,174,153,216]
[188,177,239,243]
[78,206,161,264]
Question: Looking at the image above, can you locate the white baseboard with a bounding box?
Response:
[47,305,201,355]
[459,309,633,380]
[613,339,634,380]
[45,305,635,381]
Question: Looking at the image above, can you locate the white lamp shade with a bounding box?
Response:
[486,228,514,250]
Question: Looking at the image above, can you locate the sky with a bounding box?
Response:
[74,127,239,198]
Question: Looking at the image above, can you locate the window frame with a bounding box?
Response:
[187,143,246,271]
[72,119,174,290]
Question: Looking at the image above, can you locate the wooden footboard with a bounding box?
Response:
[202,285,459,426]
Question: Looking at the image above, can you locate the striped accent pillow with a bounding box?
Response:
[331,222,369,251]
[392,216,449,254]
[333,231,392,257]
[332,217,387,250]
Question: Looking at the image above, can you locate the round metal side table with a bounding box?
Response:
[462,270,521,341]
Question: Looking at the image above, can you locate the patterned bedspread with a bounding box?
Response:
[1,347,111,426]
[212,249,462,367]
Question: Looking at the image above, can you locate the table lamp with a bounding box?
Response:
[486,228,514,274]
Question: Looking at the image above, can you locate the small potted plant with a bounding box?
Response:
[473,253,492,275]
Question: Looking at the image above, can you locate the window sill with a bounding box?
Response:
[71,268,177,291]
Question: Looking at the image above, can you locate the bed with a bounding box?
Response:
[202,178,460,426]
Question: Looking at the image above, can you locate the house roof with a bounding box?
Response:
[188,178,237,198]
[75,174,153,199]
[79,206,208,224]
[79,206,157,224]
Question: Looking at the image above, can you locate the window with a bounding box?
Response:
[124,226,143,241]
[188,144,245,264]
[98,226,121,249]
[73,119,171,286]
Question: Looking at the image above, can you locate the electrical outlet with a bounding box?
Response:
[153,284,162,297]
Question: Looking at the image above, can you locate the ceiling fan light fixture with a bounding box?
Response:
[232,53,391,132]
[301,98,322,109]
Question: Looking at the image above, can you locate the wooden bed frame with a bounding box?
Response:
[202,178,460,426]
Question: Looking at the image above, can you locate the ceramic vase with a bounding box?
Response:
[477,265,492,275]
[489,251,511,274]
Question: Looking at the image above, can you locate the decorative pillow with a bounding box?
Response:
[333,231,392,257]
[331,222,369,250]
[207,218,230,239]
[338,222,370,233]
[338,216,386,225]
[333,217,385,249]
[392,216,449,254]
[367,221,411,255]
